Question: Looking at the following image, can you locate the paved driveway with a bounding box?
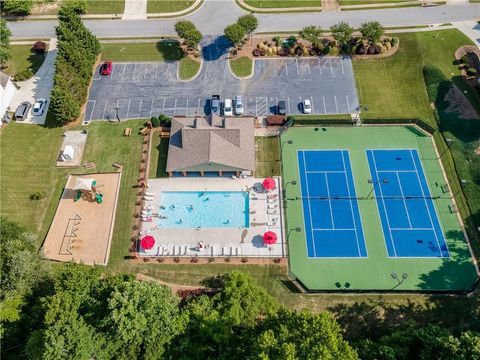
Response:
[86,37,358,121]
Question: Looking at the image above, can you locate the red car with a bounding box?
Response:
[101,61,112,75]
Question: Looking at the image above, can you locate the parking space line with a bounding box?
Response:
[133,64,137,81]
[162,98,166,113]
[287,97,291,115]
[318,59,322,75]
[341,58,345,74]
[275,96,278,114]
[329,58,333,76]
[143,65,148,81]
[102,101,108,120]
[122,65,126,80]
[273,61,277,76]
[307,63,311,75]
[86,100,96,121]
[310,96,314,113]
[285,59,288,76]
[186,98,189,115]
[154,66,158,80]
[197,98,201,115]
[334,96,339,114]
[346,95,350,113]
[323,96,327,115]
[296,58,299,75]
[138,99,143,118]
[149,99,154,118]
[126,99,131,118]
[110,64,116,79]
[173,98,177,116]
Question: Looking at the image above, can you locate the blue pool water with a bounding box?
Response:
[157,191,250,228]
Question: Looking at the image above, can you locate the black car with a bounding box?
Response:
[14,101,32,121]
[278,100,286,115]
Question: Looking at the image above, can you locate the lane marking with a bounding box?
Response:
[110,64,116,79]
[186,98,189,116]
[143,65,148,81]
[122,64,126,80]
[197,98,201,115]
[318,58,322,75]
[87,100,96,121]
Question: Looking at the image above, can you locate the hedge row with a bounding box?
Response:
[49,6,101,126]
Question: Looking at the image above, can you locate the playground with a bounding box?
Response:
[282,125,478,291]
[42,172,122,265]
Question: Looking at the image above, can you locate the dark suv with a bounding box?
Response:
[14,102,32,121]
[278,100,286,115]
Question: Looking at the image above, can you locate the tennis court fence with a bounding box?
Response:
[288,195,443,201]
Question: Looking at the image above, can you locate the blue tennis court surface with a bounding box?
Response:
[298,150,367,258]
[366,149,449,258]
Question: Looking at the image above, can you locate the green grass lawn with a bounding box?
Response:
[86,0,125,14]
[178,56,201,80]
[0,120,144,256]
[101,41,184,62]
[255,136,280,178]
[354,29,480,252]
[244,0,321,7]
[3,44,47,78]
[339,0,414,5]
[147,0,195,13]
[229,56,253,78]
[149,134,169,178]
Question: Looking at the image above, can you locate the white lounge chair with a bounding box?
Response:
[236,247,242,256]
[223,247,230,256]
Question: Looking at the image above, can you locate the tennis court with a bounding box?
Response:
[298,150,367,258]
[366,149,449,258]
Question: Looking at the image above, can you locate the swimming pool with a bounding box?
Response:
[156,191,250,228]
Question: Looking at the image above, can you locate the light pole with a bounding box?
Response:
[437,138,454,160]
[366,178,389,199]
[354,104,368,125]
[391,272,408,289]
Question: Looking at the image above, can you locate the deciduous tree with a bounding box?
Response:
[237,14,258,36]
[359,21,384,44]
[331,21,354,46]
[299,25,322,48]
[224,23,246,47]
[1,0,33,16]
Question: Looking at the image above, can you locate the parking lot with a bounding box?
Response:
[86,41,358,122]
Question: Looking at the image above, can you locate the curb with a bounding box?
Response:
[227,56,254,80]
[235,0,322,13]
[177,57,204,82]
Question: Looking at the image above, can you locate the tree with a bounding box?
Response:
[237,14,258,36]
[0,47,11,68]
[224,23,246,47]
[359,21,384,44]
[299,25,322,48]
[330,21,354,45]
[62,0,88,14]
[1,0,33,16]
[175,20,203,49]
[248,308,358,360]
[1,19,11,48]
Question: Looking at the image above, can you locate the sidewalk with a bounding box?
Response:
[236,0,322,12]
[453,21,480,49]
[123,0,147,20]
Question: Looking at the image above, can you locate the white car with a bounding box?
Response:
[32,98,48,116]
[223,98,233,116]
[302,99,312,114]
[234,96,244,116]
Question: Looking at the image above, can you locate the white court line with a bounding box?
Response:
[310,96,314,113]
[173,98,177,115]
[302,152,317,258]
[323,96,326,114]
[162,98,166,113]
[378,169,417,173]
[102,101,108,120]
[149,99,154,118]
[346,95,350,113]
[391,227,434,231]
[396,172,413,228]
[87,100,96,121]
[296,58,299,75]
[313,228,356,231]
[138,99,143,118]
[306,170,346,174]
[341,58,345,74]
[324,173,336,229]
[329,58,333,76]
[126,99,131,118]
[334,96,339,113]
[285,59,288,76]
[341,151,361,257]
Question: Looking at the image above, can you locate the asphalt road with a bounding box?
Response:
[8,0,480,39]
[85,36,358,121]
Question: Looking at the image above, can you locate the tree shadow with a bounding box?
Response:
[201,36,230,62]
[155,40,185,61]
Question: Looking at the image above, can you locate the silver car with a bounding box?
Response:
[32,98,48,116]
[234,96,244,116]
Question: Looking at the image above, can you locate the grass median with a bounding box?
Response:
[86,0,125,14]
[229,56,253,78]
[178,56,201,80]
[147,0,195,13]
[244,0,321,7]
[101,41,184,62]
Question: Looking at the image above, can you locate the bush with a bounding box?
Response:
[391,37,399,47]
[273,36,281,46]
[150,117,160,127]
[14,68,33,81]
[356,45,367,55]
[323,45,331,55]
[32,41,47,54]
[384,41,391,51]
[30,190,47,201]
[1,0,33,16]
[62,0,87,14]
[367,44,381,55]
[461,55,470,65]
[466,67,478,76]
[158,114,171,126]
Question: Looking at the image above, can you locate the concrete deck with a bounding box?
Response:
[139,177,285,257]
[56,131,88,167]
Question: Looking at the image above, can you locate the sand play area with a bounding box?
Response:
[42,173,122,265]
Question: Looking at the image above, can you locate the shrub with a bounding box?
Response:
[252,48,262,57]
[62,0,87,14]
[461,55,470,65]
[175,20,203,48]
[367,44,381,55]
[359,21,384,44]
[287,36,297,47]
[173,257,180,263]
[150,117,160,127]
[294,46,303,56]
[257,42,264,49]
[32,41,47,54]
[278,48,289,57]
[158,114,171,126]
[356,45,367,55]
[30,190,47,201]
[241,257,248,263]
[208,257,215,263]
[340,43,350,54]
[224,257,231,263]
[14,68,33,81]
[224,23,246,46]
[273,36,281,46]
[467,67,478,76]
[391,37,400,47]
[236,14,258,35]
[323,45,331,55]
[1,0,33,16]
[385,41,391,51]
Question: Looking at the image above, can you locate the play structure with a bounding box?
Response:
[73,177,104,204]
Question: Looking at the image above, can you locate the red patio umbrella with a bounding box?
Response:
[262,177,276,191]
[140,235,155,250]
[263,231,277,246]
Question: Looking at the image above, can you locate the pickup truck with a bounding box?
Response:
[210,95,220,115]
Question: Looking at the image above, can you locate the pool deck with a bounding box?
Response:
[140,177,285,258]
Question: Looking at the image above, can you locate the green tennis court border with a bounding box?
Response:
[281,125,478,291]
